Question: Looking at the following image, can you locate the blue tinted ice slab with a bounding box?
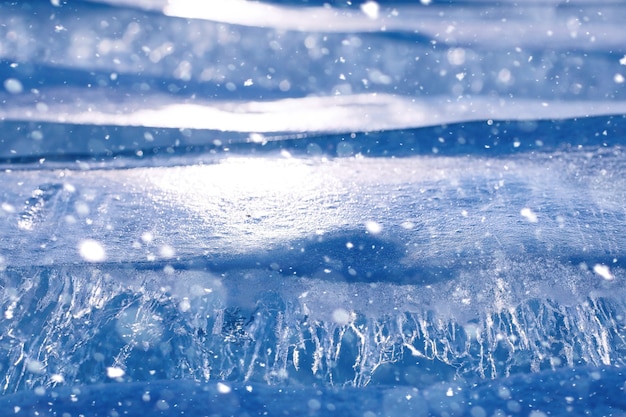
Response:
[0,367,624,416]
[2,0,626,415]
[1,128,625,393]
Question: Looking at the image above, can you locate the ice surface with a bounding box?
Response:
[1,0,626,415]
[0,367,625,416]
[1,128,625,396]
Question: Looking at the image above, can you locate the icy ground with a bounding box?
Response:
[1,0,626,415]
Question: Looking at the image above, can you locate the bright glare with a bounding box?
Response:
[79,239,107,262]
[361,1,380,19]
[164,0,385,32]
[147,158,345,248]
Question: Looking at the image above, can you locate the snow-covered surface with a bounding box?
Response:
[1,0,626,415]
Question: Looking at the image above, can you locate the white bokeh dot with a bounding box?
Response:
[79,239,107,262]
[332,308,351,325]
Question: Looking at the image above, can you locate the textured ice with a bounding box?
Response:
[1,0,626,415]
[1,137,625,394]
[1,367,625,416]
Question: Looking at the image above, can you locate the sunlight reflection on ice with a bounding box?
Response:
[4,92,626,133]
[164,0,384,33]
[147,157,345,246]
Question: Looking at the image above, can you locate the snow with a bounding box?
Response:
[364,221,383,235]
[0,366,624,416]
[3,78,23,94]
[106,367,126,379]
[593,264,614,281]
[520,207,538,223]
[360,1,380,20]
[216,382,232,394]
[78,239,107,262]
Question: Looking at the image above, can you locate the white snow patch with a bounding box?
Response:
[3,78,23,94]
[447,48,466,66]
[159,244,175,258]
[360,1,380,19]
[50,374,65,383]
[1,202,15,213]
[217,382,232,394]
[26,359,45,374]
[78,239,107,262]
[75,202,90,216]
[520,207,538,223]
[365,220,383,234]
[63,183,76,193]
[106,366,125,378]
[400,221,415,230]
[332,308,351,325]
[593,264,614,280]
[308,399,322,411]
[179,298,191,312]
[141,232,154,243]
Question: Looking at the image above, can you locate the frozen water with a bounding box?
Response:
[1,367,625,416]
[1,0,626,415]
[1,127,625,412]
